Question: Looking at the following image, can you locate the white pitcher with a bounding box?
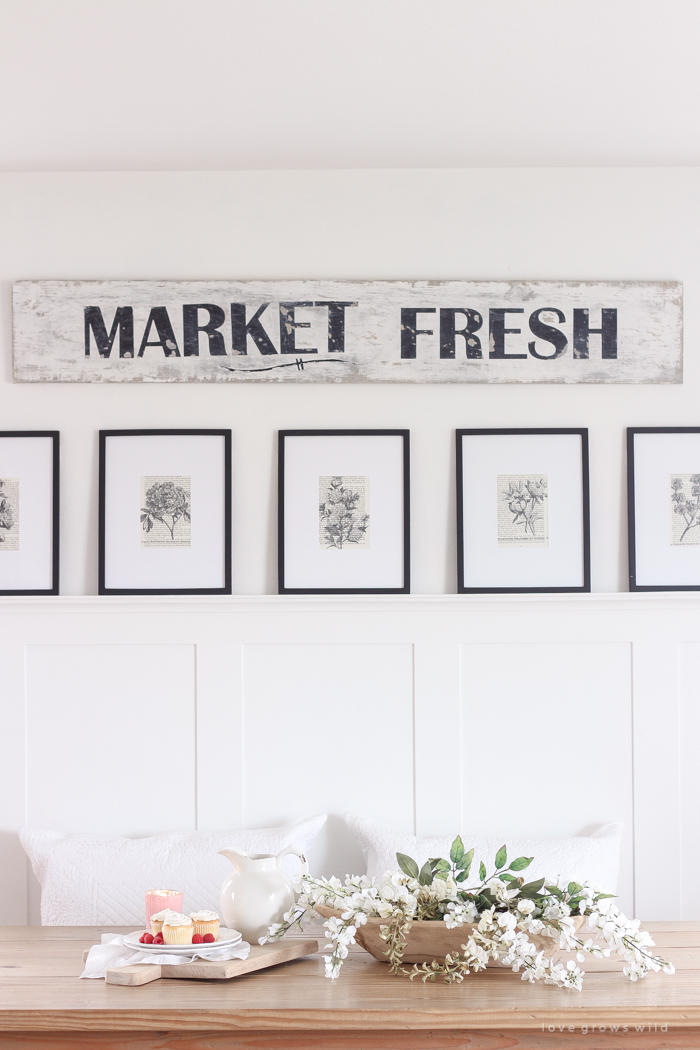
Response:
[218,845,309,943]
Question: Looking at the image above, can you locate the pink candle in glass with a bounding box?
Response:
[145,888,183,925]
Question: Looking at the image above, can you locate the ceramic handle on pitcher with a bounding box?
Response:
[276,844,310,876]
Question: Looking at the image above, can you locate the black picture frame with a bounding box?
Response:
[0,431,60,596]
[456,428,590,594]
[98,429,232,596]
[627,426,700,591]
[278,429,410,595]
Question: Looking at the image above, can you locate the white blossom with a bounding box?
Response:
[487,879,520,905]
[258,864,673,988]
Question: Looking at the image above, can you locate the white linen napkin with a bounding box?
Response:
[80,933,251,979]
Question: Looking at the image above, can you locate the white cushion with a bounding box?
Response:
[344,814,623,893]
[20,815,327,926]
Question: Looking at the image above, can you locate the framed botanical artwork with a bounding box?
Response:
[98,429,231,595]
[0,431,59,596]
[278,430,410,594]
[456,428,590,594]
[627,427,700,590]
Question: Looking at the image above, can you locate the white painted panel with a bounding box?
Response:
[460,642,634,914]
[679,643,700,919]
[25,644,196,834]
[242,643,414,878]
[632,640,681,920]
[195,643,243,831]
[414,643,461,836]
[0,646,27,924]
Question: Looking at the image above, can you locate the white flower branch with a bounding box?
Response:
[258,841,674,990]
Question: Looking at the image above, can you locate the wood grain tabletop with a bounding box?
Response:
[0,923,698,1049]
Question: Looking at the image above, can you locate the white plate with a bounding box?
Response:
[123,927,242,955]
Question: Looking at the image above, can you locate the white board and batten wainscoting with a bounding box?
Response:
[1,591,698,925]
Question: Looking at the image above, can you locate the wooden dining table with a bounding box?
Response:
[1,922,699,1049]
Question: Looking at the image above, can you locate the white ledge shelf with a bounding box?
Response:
[2,591,700,615]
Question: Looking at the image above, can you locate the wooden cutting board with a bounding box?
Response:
[104,939,319,985]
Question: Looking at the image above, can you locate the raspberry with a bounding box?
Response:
[153,933,164,944]
[202,933,215,943]
[143,933,154,944]
[191,934,203,944]
[139,933,146,943]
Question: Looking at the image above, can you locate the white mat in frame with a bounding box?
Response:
[457,428,590,593]
[628,427,700,590]
[0,432,58,595]
[278,430,410,594]
[99,429,231,595]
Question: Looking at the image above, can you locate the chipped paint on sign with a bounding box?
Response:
[12,279,683,384]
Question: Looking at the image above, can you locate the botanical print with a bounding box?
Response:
[319,476,370,549]
[497,474,548,547]
[140,476,191,548]
[0,478,19,550]
[670,474,700,544]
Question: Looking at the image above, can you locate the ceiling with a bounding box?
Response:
[0,0,697,170]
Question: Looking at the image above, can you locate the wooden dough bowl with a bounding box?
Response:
[315,904,586,966]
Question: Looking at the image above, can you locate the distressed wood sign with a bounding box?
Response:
[13,279,682,383]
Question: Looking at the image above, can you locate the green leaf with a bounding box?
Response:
[418,860,433,886]
[500,872,517,882]
[434,870,449,881]
[495,845,507,870]
[509,856,533,872]
[450,836,465,865]
[567,882,583,896]
[519,877,546,896]
[433,859,451,872]
[455,870,469,882]
[396,852,420,879]
[479,861,487,882]
[461,848,474,877]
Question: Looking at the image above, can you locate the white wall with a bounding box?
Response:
[1,168,699,594]
[1,167,699,925]
[1,1,698,169]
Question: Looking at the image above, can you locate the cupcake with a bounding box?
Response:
[149,908,183,935]
[189,910,220,940]
[162,914,194,945]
